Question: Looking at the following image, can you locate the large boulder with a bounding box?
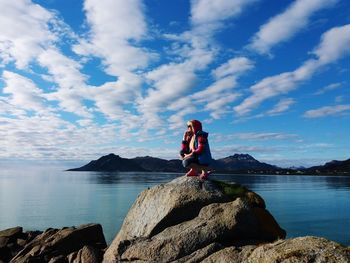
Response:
[10,223,106,263]
[104,176,286,262]
[203,236,350,262]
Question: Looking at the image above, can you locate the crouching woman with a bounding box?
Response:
[180,120,212,179]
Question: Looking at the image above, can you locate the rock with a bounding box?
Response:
[10,224,107,263]
[67,251,78,263]
[203,236,350,262]
[48,255,66,263]
[172,242,223,263]
[75,246,102,263]
[67,246,102,263]
[0,227,23,240]
[120,198,285,262]
[0,237,10,248]
[15,239,26,248]
[104,176,285,262]
[0,227,26,263]
[201,245,257,263]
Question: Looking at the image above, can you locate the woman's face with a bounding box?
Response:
[187,123,193,134]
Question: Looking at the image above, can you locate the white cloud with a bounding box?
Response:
[191,0,258,26]
[266,98,296,115]
[137,1,258,132]
[38,49,86,90]
[37,48,91,118]
[192,76,237,101]
[212,132,298,142]
[235,23,350,116]
[0,0,59,69]
[138,62,197,129]
[314,82,343,95]
[89,73,142,121]
[0,0,91,119]
[165,57,253,124]
[335,96,344,103]
[0,96,26,117]
[0,113,122,160]
[313,24,350,64]
[249,0,338,54]
[303,104,350,118]
[73,0,152,76]
[206,93,240,119]
[2,71,48,112]
[234,71,296,115]
[212,57,254,79]
[190,75,241,120]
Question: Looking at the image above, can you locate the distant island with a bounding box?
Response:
[68,153,350,175]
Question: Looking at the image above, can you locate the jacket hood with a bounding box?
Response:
[191,120,202,134]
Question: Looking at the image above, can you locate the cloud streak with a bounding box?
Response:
[304,104,350,118]
[266,98,296,116]
[235,23,350,116]
[212,132,298,143]
[191,0,258,26]
[249,0,338,54]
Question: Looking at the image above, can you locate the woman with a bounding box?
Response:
[180,120,212,179]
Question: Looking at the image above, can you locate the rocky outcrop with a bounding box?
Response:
[103,176,286,262]
[1,224,106,263]
[203,236,350,262]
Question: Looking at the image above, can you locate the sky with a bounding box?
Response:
[1,0,350,168]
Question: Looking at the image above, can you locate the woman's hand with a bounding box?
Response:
[183,131,192,141]
[183,153,193,159]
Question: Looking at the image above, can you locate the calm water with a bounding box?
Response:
[0,165,350,245]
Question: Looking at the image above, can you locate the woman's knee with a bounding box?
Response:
[182,159,190,168]
[183,156,198,168]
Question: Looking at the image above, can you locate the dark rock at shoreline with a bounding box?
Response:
[1,224,106,263]
[0,227,41,263]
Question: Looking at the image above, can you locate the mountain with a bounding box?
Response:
[68,153,350,175]
[68,153,277,173]
[132,156,184,172]
[305,158,350,175]
[68,154,146,172]
[213,154,278,172]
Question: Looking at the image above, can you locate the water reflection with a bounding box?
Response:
[86,171,180,185]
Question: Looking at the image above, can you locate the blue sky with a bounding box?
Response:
[1,0,350,167]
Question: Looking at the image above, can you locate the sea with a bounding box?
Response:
[0,164,350,245]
